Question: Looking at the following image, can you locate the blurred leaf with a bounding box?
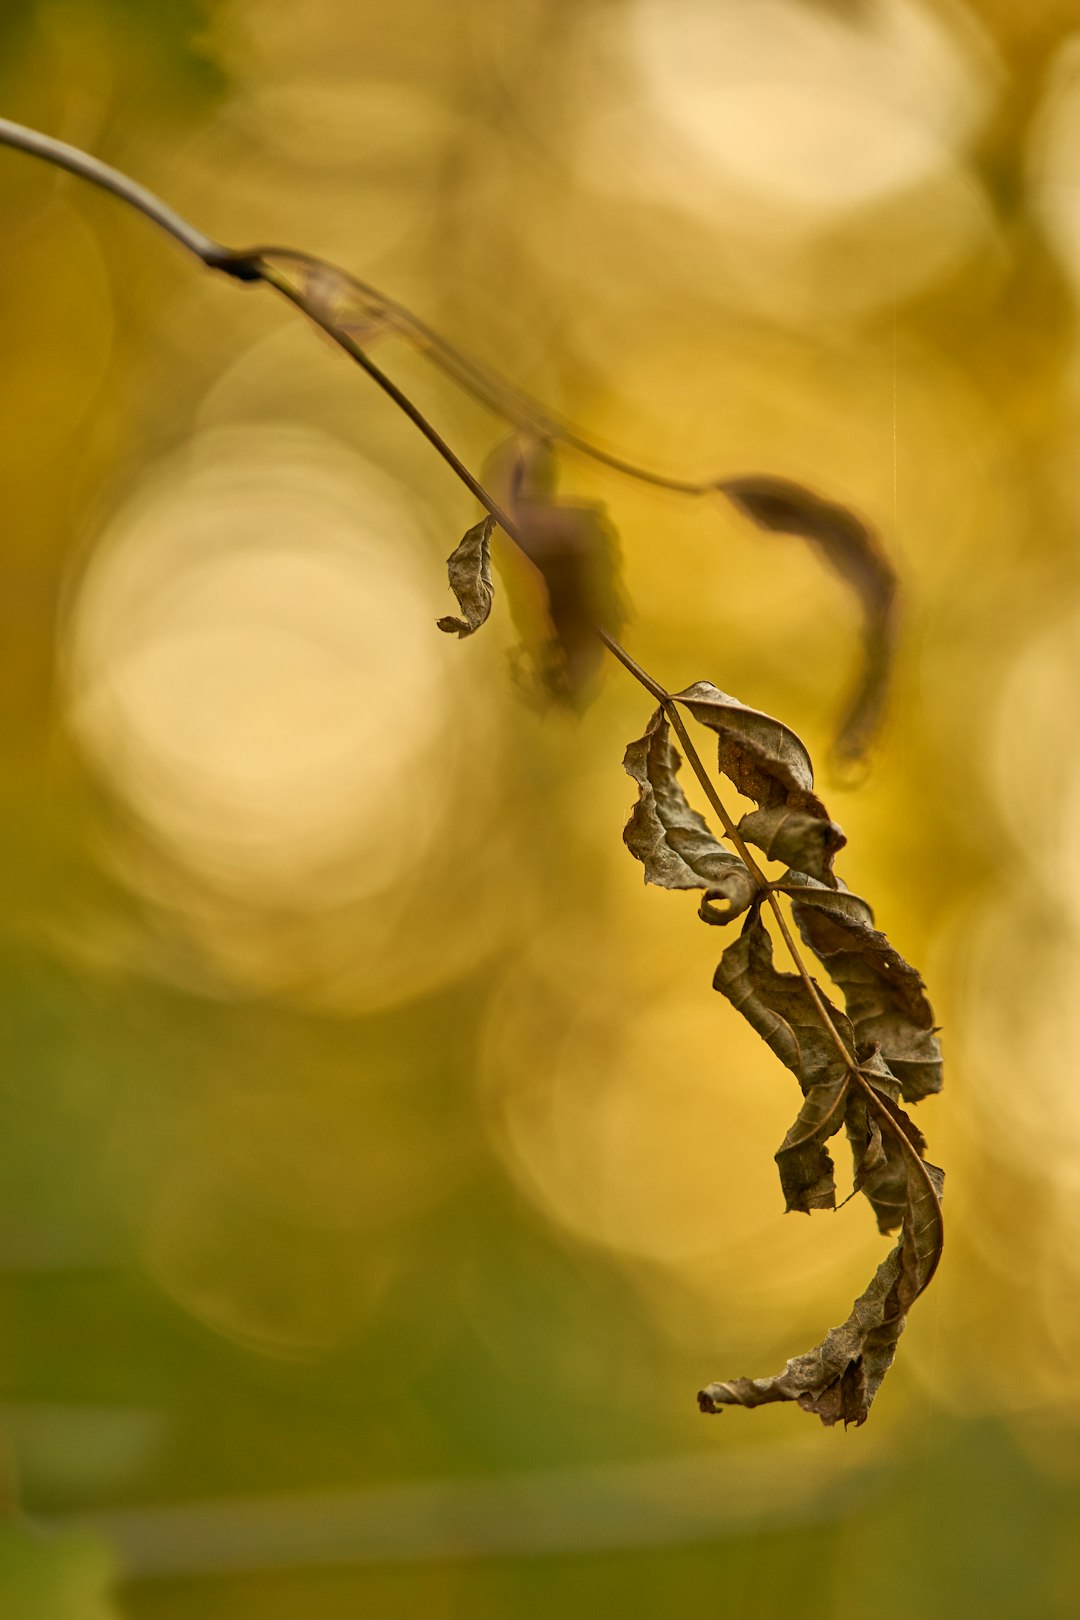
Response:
[622,707,757,917]
[0,1521,119,1620]
[436,516,495,638]
[486,439,625,701]
[673,682,845,884]
[719,476,897,762]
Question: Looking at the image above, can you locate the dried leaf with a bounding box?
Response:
[737,805,845,890]
[719,474,897,761]
[702,899,943,1425]
[436,516,496,638]
[622,708,757,917]
[846,1064,925,1234]
[699,1245,904,1426]
[711,909,853,1093]
[778,873,943,1102]
[699,1120,943,1426]
[775,1075,848,1214]
[487,438,625,701]
[673,682,845,885]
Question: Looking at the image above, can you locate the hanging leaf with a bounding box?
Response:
[718,474,897,762]
[697,1155,941,1427]
[774,1074,849,1214]
[699,1068,943,1426]
[436,516,496,638]
[703,904,943,1425]
[711,907,853,1092]
[673,682,845,885]
[737,805,846,892]
[712,907,853,1212]
[622,708,757,916]
[777,872,943,1102]
[846,1060,927,1234]
[486,438,625,701]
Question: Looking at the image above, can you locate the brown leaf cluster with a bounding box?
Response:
[269,263,941,1428]
[0,115,935,1439]
[621,694,942,1427]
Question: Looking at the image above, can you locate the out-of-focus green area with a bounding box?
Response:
[2,0,1080,1614]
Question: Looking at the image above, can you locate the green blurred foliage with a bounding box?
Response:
[0,1522,119,1620]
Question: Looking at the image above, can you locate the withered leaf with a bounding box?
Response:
[673,682,845,885]
[711,908,854,1094]
[436,516,496,638]
[703,901,943,1424]
[719,474,897,762]
[699,1117,943,1426]
[737,805,845,891]
[699,1245,903,1426]
[778,873,943,1102]
[775,1075,848,1214]
[845,1061,926,1235]
[622,708,757,918]
[486,438,625,701]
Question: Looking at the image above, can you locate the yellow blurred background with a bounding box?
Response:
[1,0,1079,1614]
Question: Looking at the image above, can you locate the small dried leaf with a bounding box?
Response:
[775,1076,849,1214]
[711,909,854,1094]
[737,805,846,887]
[719,474,897,761]
[847,1095,888,1197]
[436,516,495,638]
[487,438,625,701]
[846,1066,925,1234]
[779,873,943,1102]
[673,682,845,885]
[622,709,757,916]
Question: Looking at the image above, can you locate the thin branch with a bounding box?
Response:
[245,248,709,495]
[253,260,529,538]
[0,115,864,1082]
[0,112,938,1317]
[0,118,713,487]
[0,116,256,273]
